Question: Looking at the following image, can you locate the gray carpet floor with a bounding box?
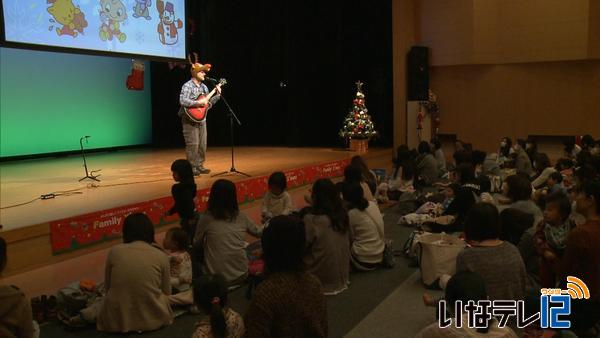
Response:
[40,203,438,338]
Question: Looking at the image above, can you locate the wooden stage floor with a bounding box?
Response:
[0,146,392,275]
[1,146,391,231]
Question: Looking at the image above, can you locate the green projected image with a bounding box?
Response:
[0,47,152,158]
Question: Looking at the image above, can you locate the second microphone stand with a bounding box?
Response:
[212,93,250,178]
[79,136,101,182]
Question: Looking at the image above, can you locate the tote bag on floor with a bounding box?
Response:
[418,232,466,286]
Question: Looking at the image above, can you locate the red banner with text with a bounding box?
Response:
[49,159,349,254]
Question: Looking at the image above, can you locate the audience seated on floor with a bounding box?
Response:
[456,203,527,302]
[563,138,582,160]
[342,183,385,270]
[534,170,566,203]
[531,153,556,190]
[194,179,263,286]
[556,179,600,336]
[73,213,173,333]
[0,237,39,338]
[8,134,600,337]
[534,192,575,288]
[499,208,534,248]
[245,215,328,338]
[415,141,439,186]
[301,178,350,295]
[377,145,416,201]
[191,274,244,338]
[451,148,473,169]
[397,183,459,226]
[340,164,376,202]
[525,138,538,168]
[261,171,293,223]
[416,271,518,338]
[350,155,378,196]
[433,165,477,232]
[162,228,196,307]
[512,139,534,177]
[163,228,192,292]
[430,138,447,176]
[501,174,543,223]
[497,137,513,168]
[497,174,544,283]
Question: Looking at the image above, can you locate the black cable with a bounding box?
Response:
[0,197,42,209]
[0,178,172,210]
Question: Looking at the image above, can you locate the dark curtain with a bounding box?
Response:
[152,0,392,148]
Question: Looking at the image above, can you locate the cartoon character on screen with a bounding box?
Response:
[133,0,152,20]
[47,0,88,37]
[157,0,183,45]
[99,0,127,43]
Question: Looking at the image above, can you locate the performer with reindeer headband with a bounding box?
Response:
[178,53,222,176]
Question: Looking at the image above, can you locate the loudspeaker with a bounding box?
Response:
[407,46,429,101]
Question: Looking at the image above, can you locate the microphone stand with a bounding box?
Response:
[212,93,251,178]
[79,136,101,182]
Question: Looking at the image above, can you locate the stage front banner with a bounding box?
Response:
[49,159,349,254]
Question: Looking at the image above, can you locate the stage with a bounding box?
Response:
[0,146,392,276]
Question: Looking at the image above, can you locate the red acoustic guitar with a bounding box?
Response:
[184,78,227,122]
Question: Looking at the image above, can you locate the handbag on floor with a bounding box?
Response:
[381,239,396,268]
[402,229,431,258]
[418,232,466,287]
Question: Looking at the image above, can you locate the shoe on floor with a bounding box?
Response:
[197,167,211,174]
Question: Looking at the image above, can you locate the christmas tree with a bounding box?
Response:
[339,81,378,140]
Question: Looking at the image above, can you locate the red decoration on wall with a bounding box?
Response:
[126,60,144,90]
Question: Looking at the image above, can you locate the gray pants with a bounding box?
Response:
[181,116,207,169]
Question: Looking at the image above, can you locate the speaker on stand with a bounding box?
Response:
[406,46,430,148]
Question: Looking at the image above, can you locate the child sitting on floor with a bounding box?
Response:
[534,171,567,202]
[547,171,566,195]
[533,192,575,287]
[163,228,192,292]
[398,184,459,225]
[377,145,416,201]
[191,274,244,338]
[261,171,293,223]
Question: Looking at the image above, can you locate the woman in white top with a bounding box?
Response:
[342,183,385,270]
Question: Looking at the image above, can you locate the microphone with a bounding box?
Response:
[204,76,218,83]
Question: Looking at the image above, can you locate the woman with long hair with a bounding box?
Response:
[342,183,385,270]
[302,179,350,295]
[194,179,262,285]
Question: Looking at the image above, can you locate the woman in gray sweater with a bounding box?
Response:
[195,179,262,285]
[457,203,527,302]
[302,179,350,295]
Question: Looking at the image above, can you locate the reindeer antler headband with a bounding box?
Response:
[188,52,211,73]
